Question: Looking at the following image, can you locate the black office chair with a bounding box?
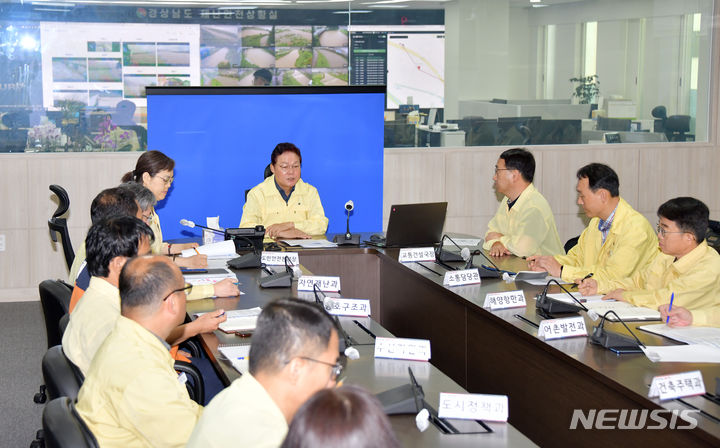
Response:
[48,185,75,271]
[39,280,72,349]
[651,105,667,134]
[41,345,85,402]
[58,314,70,339]
[564,236,580,254]
[41,397,98,448]
[175,360,205,405]
[244,164,274,202]
[664,115,691,141]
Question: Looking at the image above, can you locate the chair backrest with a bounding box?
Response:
[42,397,98,448]
[42,345,85,402]
[58,313,70,339]
[665,115,691,140]
[39,280,72,348]
[48,184,75,270]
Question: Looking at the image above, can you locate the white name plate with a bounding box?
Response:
[443,268,481,287]
[537,316,587,340]
[398,247,436,263]
[484,290,526,310]
[374,337,431,361]
[649,370,706,401]
[297,275,341,292]
[438,393,509,422]
[323,298,371,317]
[261,251,299,266]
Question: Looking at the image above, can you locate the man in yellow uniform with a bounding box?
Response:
[69,186,238,312]
[240,142,328,239]
[528,163,657,285]
[64,216,153,374]
[579,197,720,312]
[483,148,563,257]
[68,186,140,284]
[64,216,227,377]
[76,255,204,447]
[187,299,341,448]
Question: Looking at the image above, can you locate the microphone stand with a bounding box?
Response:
[227,235,262,269]
[589,310,646,353]
[333,209,360,245]
[535,278,587,317]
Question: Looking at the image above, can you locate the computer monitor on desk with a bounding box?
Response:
[597,116,631,132]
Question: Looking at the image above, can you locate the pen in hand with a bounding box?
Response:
[667,292,674,324]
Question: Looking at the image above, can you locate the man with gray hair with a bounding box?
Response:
[187,299,341,448]
[76,255,204,446]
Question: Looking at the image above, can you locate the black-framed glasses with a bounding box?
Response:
[297,355,346,381]
[163,283,192,301]
[656,224,687,238]
[494,166,513,174]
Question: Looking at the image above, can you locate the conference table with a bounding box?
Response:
[186,234,720,447]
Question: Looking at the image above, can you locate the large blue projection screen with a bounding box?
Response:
[147,87,385,240]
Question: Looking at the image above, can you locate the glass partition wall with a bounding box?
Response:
[0,0,714,151]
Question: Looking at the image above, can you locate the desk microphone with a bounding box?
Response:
[435,235,465,262]
[333,200,361,245]
[227,235,261,269]
[536,278,587,315]
[313,284,357,355]
[259,255,293,288]
[180,219,225,235]
[589,310,645,353]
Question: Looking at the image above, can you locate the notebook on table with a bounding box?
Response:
[365,202,448,248]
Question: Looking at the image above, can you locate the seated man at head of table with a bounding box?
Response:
[63,216,227,376]
[70,185,238,312]
[483,147,564,257]
[187,298,341,448]
[76,255,204,447]
[240,142,328,240]
[579,197,720,312]
[527,163,658,285]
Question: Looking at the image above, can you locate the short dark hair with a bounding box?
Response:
[271,142,302,166]
[249,299,337,375]
[122,150,175,183]
[119,256,178,312]
[658,197,709,242]
[90,187,139,224]
[280,385,400,448]
[118,181,156,211]
[576,163,619,197]
[254,69,273,84]
[499,148,535,183]
[86,216,154,277]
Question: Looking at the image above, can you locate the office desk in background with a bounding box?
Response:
[187,240,720,447]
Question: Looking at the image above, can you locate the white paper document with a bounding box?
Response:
[641,344,720,363]
[181,240,236,259]
[584,301,661,321]
[450,238,483,247]
[546,293,604,304]
[281,239,338,248]
[196,307,261,333]
[509,272,571,285]
[218,345,251,374]
[639,324,720,350]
